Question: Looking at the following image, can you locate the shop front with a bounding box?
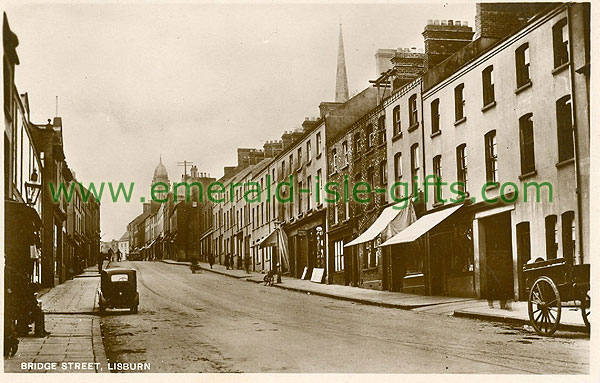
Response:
[284,210,326,281]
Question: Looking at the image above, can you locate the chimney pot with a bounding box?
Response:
[441,20,447,26]
[463,21,468,27]
[434,20,440,25]
[448,20,453,26]
[455,21,461,26]
[427,19,433,25]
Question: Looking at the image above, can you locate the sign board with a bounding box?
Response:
[310,268,325,283]
[301,267,309,280]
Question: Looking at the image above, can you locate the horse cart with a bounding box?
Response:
[523,258,590,336]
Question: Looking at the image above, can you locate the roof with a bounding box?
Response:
[118,231,129,241]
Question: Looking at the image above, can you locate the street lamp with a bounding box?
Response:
[25,168,42,207]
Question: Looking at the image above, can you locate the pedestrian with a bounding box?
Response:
[208,253,214,269]
[97,253,104,274]
[224,253,230,270]
[229,254,235,270]
[244,255,251,274]
[486,258,512,310]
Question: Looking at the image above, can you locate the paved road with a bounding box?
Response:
[99,261,589,373]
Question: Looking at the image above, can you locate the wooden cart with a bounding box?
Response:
[523,258,590,336]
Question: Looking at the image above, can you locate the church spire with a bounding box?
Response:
[335,24,349,103]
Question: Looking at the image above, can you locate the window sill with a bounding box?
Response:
[340,164,349,171]
[364,148,375,156]
[329,170,338,177]
[316,152,322,160]
[430,130,441,139]
[306,208,313,214]
[515,81,532,94]
[305,159,312,167]
[481,101,496,112]
[317,203,324,210]
[296,166,303,173]
[556,158,575,168]
[297,213,304,219]
[362,266,378,272]
[432,201,445,208]
[454,117,467,126]
[518,170,538,180]
[377,142,386,149]
[407,122,419,132]
[353,154,361,162]
[552,61,570,75]
[485,182,499,191]
[391,132,403,142]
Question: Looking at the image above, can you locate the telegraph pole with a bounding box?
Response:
[177,160,194,179]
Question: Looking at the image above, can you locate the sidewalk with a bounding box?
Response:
[162,259,589,333]
[4,264,109,373]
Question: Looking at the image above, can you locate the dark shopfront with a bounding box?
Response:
[383,204,476,298]
[284,210,326,280]
[327,218,356,286]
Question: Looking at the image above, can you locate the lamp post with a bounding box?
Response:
[25,168,42,207]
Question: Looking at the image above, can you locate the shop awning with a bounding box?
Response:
[380,204,462,247]
[258,230,278,248]
[345,201,415,247]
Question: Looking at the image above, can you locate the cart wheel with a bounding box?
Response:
[581,291,590,330]
[528,276,561,336]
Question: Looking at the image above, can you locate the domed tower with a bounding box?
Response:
[152,156,170,201]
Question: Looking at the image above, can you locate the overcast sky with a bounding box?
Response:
[6,1,475,241]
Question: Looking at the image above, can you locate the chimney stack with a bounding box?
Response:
[475,3,556,40]
[422,19,474,71]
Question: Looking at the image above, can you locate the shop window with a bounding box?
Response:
[334,240,344,272]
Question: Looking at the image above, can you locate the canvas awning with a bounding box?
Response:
[380,204,462,247]
[344,201,415,247]
[258,230,278,248]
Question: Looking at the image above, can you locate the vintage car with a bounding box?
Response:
[98,268,139,313]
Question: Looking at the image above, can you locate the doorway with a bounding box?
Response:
[481,212,514,300]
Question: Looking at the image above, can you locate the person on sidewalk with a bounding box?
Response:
[97,253,104,274]
[244,255,251,274]
[224,253,230,270]
[208,253,215,269]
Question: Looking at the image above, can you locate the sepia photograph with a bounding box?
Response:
[2,0,593,379]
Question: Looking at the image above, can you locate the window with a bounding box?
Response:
[307,175,312,210]
[456,144,468,193]
[333,201,339,224]
[367,166,375,207]
[297,147,302,169]
[515,43,530,87]
[334,240,344,272]
[289,154,294,173]
[353,133,361,158]
[365,124,374,150]
[331,148,338,173]
[454,83,465,121]
[433,155,442,203]
[410,143,419,184]
[394,153,403,181]
[430,98,440,134]
[485,130,498,183]
[378,115,386,145]
[297,179,303,214]
[393,105,401,135]
[281,160,285,178]
[342,141,349,166]
[562,211,575,264]
[306,140,312,161]
[379,161,387,186]
[519,113,535,175]
[409,94,418,127]
[545,215,558,260]
[482,65,495,106]
[316,169,322,205]
[344,199,349,221]
[316,132,322,155]
[556,95,574,162]
[553,18,569,68]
